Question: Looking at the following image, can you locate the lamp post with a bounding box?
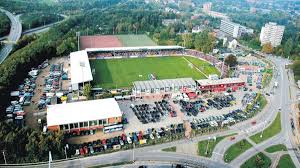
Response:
[76,32,80,51]
[2,150,7,164]
[205,137,211,155]
[64,144,69,159]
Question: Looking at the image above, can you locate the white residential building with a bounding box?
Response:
[259,22,285,47]
[220,20,254,38]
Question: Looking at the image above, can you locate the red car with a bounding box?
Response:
[251,121,256,125]
[230,136,236,141]
[121,134,126,141]
[83,146,88,154]
[79,148,85,155]
[101,139,106,145]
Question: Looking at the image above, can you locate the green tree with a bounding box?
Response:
[225,54,238,67]
[182,33,193,48]
[283,38,293,57]
[194,30,216,54]
[83,83,92,99]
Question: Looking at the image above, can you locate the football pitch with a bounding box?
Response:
[90,56,219,89]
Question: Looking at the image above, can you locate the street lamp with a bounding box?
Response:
[205,137,211,155]
[260,121,266,138]
[64,144,69,159]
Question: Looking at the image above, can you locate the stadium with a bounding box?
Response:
[70,34,228,94]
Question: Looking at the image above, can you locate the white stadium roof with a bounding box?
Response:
[196,78,245,86]
[70,50,93,85]
[85,45,185,52]
[47,98,122,126]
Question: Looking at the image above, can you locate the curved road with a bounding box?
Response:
[0,8,22,64]
[211,56,300,167]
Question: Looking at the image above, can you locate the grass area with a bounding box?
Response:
[224,139,253,163]
[258,94,267,111]
[162,146,176,152]
[185,56,221,76]
[250,112,281,144]
[277,154,296,168]
[197,133,237,157]
[116,34,157,47]
[90,56,214,88]
[240,152,271,168]
[265,144,287,153]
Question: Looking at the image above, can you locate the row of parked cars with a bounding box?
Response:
[178,94,236,117]
[241,92,257,107]
[38,63,65,110]
[70,123,185,156]
[5,60,49,126]
[130,100,174,124]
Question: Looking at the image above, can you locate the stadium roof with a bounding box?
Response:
[196,78,245,86]
[85,46,185,52]
[133,78,196,91]
[47,98,122,126]
[70,50,93,85]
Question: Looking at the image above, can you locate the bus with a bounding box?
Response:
[103,124,123,133]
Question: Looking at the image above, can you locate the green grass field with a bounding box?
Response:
[265,144,287,153]
[224,139,253,163]
[277,154,296,168]
[197,133,237,157]
[185,56,221,76]
[240,152,271,168]
[117,34,157,47]
[250,113,281,144]
[90,56,216,89]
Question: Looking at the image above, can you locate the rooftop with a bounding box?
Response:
[196,78,245,86]
[47,98,122,126]
[70,50,93,85]
[85,46,184,52]
[133,78,196,90]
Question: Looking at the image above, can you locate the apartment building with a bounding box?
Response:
[259,22,285,47]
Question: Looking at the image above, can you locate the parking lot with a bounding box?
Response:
[120,90,252,133]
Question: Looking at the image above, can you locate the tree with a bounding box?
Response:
[225,54,238,67]
[83,83,92,99]
[283,38,293,57]
[182,33,193,48]
[194,31,216,54]
[261,43,273,54]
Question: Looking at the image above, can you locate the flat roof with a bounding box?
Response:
[85,46,184,52]
[70,50,93,85]
[133,78,196,90]
[196,78,245,86]
[47,98,122,126]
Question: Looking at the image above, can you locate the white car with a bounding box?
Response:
[127,136,132,144]
[150,133,155,140]
[156,132,161,139]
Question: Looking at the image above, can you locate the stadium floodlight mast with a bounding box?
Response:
[80,61,85,89]
[76,32,80,51]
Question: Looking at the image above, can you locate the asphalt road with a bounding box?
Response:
[0,8,22,64]
[211,56,300,167]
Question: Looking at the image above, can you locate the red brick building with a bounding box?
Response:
[196,78,245,92]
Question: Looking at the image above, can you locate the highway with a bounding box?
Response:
[0,8,22,64]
